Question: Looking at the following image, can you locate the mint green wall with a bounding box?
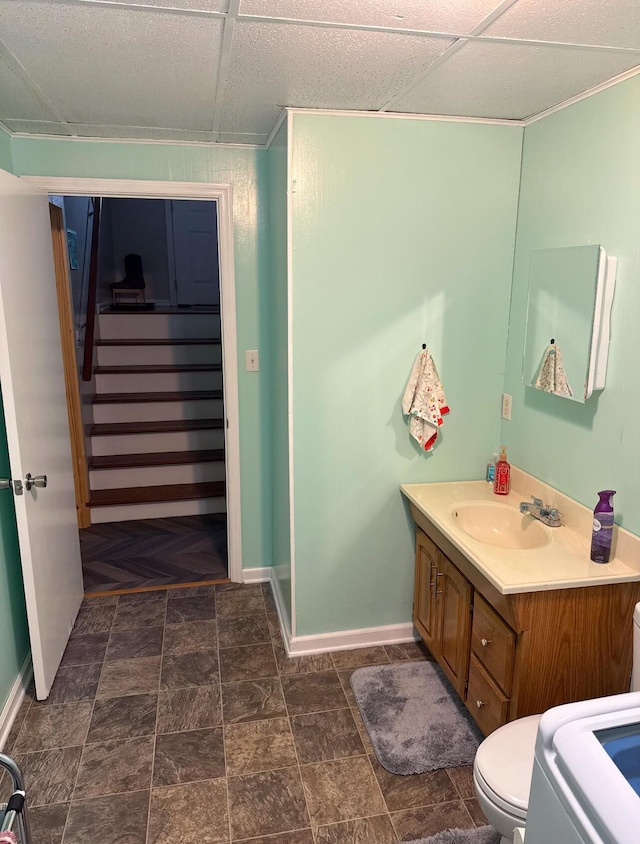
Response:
[0,131,11,172]
[290,113,522,635]
[502,75,640,534]
[11,137,273,569]
[0,393,29,712]
[267,121,292,626]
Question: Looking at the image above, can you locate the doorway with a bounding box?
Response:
[54,193,233,593]
[38,178,242,592]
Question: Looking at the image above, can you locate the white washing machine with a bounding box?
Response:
[524,690,640,843]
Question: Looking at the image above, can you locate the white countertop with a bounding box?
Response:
[400,470,640,595]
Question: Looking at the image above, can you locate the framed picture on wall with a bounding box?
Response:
[66,229,78,270]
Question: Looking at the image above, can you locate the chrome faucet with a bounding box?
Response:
[519,496,563,528]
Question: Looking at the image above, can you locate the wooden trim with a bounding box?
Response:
[85,577,230,598]
[49,203,91,529]
[82,197,101,382]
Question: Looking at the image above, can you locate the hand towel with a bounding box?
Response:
[402,349,450,451]
[534,343,573,397]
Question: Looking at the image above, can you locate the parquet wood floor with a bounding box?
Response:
[80,514,227,593]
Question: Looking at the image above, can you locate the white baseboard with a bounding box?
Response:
[287,622,418,656]
[243,568,417,659]
[269,570,293,649]
[0,653,33,751]
[241,566,273,584]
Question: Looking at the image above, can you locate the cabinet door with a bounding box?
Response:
[438,556,473,697]
[414,531,440,656]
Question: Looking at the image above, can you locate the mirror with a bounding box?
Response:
[522,245,615,403]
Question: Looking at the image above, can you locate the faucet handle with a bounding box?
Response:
[548,508,562,520]
[531,496,543,507]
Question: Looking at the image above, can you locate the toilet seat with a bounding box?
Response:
[473,714,542,817]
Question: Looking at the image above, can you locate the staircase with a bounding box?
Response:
[88,309,226,523]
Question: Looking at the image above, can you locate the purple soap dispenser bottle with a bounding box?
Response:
[590,490,616,564]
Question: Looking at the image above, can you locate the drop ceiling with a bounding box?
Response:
[1,0,639,146]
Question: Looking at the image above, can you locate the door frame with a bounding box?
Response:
[22,177,243,584]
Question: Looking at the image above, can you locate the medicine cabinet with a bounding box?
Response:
[521,245,616,403]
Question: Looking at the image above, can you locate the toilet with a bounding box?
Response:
[473,602,640,843]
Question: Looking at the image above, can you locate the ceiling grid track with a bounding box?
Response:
[210,0,241,137]
[0,35,72,131]
[380,0,521,113]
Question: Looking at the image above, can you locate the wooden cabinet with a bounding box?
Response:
[412,524,640,736]
[414,531,472,697]
[414,529,439,655]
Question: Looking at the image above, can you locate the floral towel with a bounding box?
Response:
[402,348,450,451]
[534,343,573,397]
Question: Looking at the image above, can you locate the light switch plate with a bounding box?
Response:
[502,393,512,420]
[246,350,259,372]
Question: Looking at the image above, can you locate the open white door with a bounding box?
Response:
[0,169,84,700]
[170,199,220,305]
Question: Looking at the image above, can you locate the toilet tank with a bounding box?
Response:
[632,603,640,692]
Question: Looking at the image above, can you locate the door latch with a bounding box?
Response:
[13,479,23,495]
[24,473,47,491]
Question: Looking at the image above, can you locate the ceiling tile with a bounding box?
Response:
[391,40,640,120]
[89,0,229,13]
[0,45,59,120]
[239,0,502,33]
[219,20,454,133]
[4,119,72,135]
[0,2,224,129]
[91,0,229,11]
[484,0,640,50]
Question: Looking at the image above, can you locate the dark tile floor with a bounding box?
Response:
[3,584,488,843]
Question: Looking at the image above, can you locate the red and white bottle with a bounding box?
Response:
[493,446,510,496]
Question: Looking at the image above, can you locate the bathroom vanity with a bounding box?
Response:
[401,472,640,736]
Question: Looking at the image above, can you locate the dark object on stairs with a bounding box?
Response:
[111,253,154,310]
[112,253,146,290]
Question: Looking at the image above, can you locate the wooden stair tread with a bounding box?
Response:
[89,480,225,507]
[95,364,222,374]
[97,338,221,346]
[89,449,225,470]
[100,305,220,315]
[92,390,223,404]
[90,418,224,436]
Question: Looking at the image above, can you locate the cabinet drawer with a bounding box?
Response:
[467,654,509,735]
[472,594,516,695]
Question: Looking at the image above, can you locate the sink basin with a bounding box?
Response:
[451,502,550,549]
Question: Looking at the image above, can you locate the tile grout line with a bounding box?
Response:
[145,590,169,844]
[59,599,118,842]
[270,591,316,844]
[330,648,398,842]
[215,586,233,844]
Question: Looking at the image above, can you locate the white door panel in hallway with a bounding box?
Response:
[0,168,84,700]
[169,200,220,306]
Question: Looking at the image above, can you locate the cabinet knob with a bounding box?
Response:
[476,700,485,709]
[481,638,492,647]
